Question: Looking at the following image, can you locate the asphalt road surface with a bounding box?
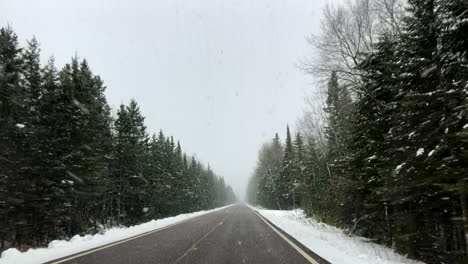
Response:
[46,204,330,264]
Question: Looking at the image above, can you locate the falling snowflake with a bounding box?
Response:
[416,148,424,157]
[395,163,406,174]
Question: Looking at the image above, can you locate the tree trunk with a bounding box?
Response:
[459,179,468,253]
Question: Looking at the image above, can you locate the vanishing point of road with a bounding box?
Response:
[46,204,330,264]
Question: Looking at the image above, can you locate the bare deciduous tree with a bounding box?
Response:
[373,0,406,36]
[302,0,406,88]
[296,96,327,152]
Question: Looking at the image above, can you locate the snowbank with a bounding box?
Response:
[0,205,232,264]
[253,207,424,264]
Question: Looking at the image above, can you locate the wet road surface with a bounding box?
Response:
[46,204,330,264]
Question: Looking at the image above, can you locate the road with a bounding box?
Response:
[46,204,329,264]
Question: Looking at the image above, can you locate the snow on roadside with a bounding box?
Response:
[253,207,424,264]
[0,205,232,264]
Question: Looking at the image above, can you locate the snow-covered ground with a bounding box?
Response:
[254,207,424,264]
[0,205,232,264]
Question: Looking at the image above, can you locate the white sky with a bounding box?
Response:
[2,0,330,199]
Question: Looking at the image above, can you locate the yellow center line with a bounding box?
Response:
[250,208,320,264]
[174,214,229,263]
[49,205,234,264]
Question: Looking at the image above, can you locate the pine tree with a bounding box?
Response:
[144,134,159,219]
[20,37,47,245]
[0,27,236,252]
[347,34,401,246]
[301,136,326,219]
[254,133,283,209]
[350,0,468,260]
[111,100,148,225]
[435,0,468,251]
[293,132,305,208]
[187,157,200,211]
[278,125,295,209]
[36,57,69,242]
[386,0,455,259]
[324,71,353,162]
[320,71,355,224]
[0,27,26,248]
[169,141,185,214]
[246,174,259,205]
[180,152,192,212]
[52,58,113,235]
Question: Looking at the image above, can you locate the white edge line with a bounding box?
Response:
[249,208,320,264]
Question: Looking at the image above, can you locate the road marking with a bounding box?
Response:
[174,214,230,263]
[49,205,234,264]
[250,209,320,264]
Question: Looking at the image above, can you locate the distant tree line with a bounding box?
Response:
[247,0,468,263]
[0,27,236,251]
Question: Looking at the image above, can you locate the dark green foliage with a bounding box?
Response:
[246,133,283,209]
[248,1,468,263]
[345,34,402,246]
[338,0,467,261]
[278,125,295,209]
[0,26,26,249]
[0,27,236,251]
[111,100,148,225]
[324,71,353,161]
[292,132,305,207]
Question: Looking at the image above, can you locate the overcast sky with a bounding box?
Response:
[2,0,330,199]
